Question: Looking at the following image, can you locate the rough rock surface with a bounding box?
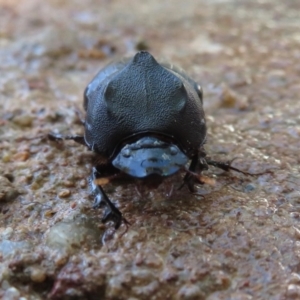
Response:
[0,0,300,299]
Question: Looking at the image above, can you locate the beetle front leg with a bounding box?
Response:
[90,167,128,229]
[48,132,86,146]
[182,154,198,192]
[181,152,209,192]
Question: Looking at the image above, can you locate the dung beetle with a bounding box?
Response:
[49,51,249,229]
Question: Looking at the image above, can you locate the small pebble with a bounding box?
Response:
[12,114,33,127]
[287,284,300,298]
[219,85,249,110]
[63,180,75,187]
[54,254,68,267]
[220,85,237,108]
[31,181,42,190]
[4,287,20,300]
[58,189,71,198]
[44,210,56,217]
[176,284,204,300]
[289,273,300,284]
[13,151,30,162]
[30,266,46,283]
[244,183,256,193]
[2,152,11,163]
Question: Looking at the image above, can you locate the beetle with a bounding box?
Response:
[49,51,248,229]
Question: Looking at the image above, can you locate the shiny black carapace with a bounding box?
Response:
[49,51,246,229]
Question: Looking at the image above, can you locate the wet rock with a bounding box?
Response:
[0,240,31,258]
[25,26,80,59]
[45,216,103,253]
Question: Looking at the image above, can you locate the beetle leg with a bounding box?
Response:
[206,159,235,171]
[206,159,253,175]
[48,132,86,146]
[179,154,206,192]
[91,167,129,229]
[74,107,86,126]
[182,155,198,192]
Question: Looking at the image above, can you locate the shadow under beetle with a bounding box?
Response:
[49,51,251,229]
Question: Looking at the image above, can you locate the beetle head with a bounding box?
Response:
[112,137,188,178]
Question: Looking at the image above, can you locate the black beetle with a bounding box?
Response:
[49,51,249,229]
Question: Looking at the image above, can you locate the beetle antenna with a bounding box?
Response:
[206,158,272,176]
